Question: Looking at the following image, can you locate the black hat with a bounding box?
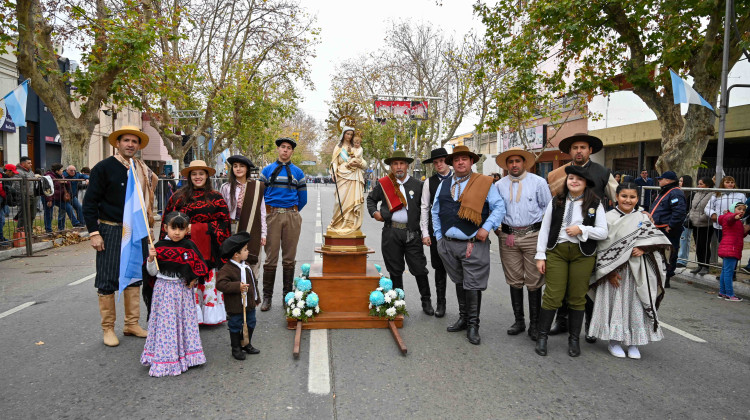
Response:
[275,137,297,149]
[564,165,596,187]
[221,232,251,258]
[422,147,449,164]
[558,133,603,155]
[655,171,678,181]
[227,155,255,169]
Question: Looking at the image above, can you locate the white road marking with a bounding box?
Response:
[68,273,96,286]
[0,302,36,319]
[315,220,321,227]
[307,329,331,394]
[660,321,707,343]
[315,232,322,244]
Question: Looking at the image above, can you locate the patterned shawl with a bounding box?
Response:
[145,238,209,285]
[590,207,672,329]
[160,189,231,268]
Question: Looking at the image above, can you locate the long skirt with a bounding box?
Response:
[588,265,663,346]
[195,268,226,325]
[141,276,206,377]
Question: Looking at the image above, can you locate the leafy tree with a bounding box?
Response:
[475,0,750,177]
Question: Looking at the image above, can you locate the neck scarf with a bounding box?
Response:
[149,238,209,284]
[451,173,472,199]
[438,170,452,181]
[268,160,292,186]
[564,193,584,227]
[230,259,258,302]
[508,171,527,203]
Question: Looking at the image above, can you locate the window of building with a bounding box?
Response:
[536,161,553,179]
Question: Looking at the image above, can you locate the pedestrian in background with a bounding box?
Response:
[635,169,655,209]
[63,165,87,227]
[677,175,693,268]
[14,156,37,231]
[705,176,746,241]
[717,202,747,301]
[689,177,715,275]
[44,163,79,233]
[649,171,687,287]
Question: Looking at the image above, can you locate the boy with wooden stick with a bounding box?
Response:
[216,232,262,360]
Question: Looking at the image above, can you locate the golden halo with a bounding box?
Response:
[337,115,356,134]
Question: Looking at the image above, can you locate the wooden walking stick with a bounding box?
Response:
[241,290,250,347]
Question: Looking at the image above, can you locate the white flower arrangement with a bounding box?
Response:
[292,308,301,317]
[305,309,313,317]
[385,307,397,317]
[285,271,320,322]
[368,282,408,320]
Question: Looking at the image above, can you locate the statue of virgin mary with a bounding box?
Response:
[327,126,366,236]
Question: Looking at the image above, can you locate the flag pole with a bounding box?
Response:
[130,159,159,270]
[715,0,732,183]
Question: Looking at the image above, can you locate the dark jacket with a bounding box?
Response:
[215,261,260,313]
[650,182,687,230]
[45,170,70,203]
[366,175,423,231]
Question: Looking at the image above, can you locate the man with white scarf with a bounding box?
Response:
[494,148,551,341]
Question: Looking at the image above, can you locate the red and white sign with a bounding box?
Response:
[374,100,428,120]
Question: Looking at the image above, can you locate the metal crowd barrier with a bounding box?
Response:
[641,185,750,273]
[0,177,88,256]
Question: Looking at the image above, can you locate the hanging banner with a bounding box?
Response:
[501,125,546,151]
[374,100,428,120]
[0,100,16,133]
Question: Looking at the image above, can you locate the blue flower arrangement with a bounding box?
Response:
[395,288,405,299]
[369,290,385,306]
[297,279,312,292]
[305,292,319,308]
[379,277,393,292]
[300,263,311,277]
[293,277,302,288]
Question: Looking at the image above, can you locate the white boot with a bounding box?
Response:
[608,340,626,358]
[627,345,641,359]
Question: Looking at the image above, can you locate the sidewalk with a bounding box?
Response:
[0,230,90,262]
[673,266,750,299]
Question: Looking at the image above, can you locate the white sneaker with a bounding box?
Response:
[627,346,641,359]
[608,341,626,358]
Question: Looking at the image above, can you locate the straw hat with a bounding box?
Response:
[181,160,216,177]
[495,147,535,171]
[108,125,149,148]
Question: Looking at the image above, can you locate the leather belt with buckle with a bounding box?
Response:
[99,219,123,226]
[386,221,409,230]
[266,205,298,214]
[498,222,542,236]
[444,236,477,243]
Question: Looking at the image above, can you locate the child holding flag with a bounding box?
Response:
[141,212,208,377]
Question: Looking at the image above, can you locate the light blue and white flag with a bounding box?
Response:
[669,69,714,111]
[2,80,29,128]
[393,136,397,151]
[119,160,149,295]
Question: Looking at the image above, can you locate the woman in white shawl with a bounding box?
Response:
[327,126,366,235]
[588,182,672,359]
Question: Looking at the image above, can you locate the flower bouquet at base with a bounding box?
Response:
[285,265,320,322]
[368,277,408,320]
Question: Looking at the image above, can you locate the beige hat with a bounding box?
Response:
[181,160,216,177]
[495,147,535,171]
[108,125,149,148]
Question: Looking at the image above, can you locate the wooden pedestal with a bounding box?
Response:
[287,233,407,355]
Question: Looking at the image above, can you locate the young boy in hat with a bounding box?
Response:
[216,232,262,360]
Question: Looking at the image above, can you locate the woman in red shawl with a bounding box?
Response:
[161,160,231,325]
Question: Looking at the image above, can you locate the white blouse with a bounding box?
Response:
[535,199,609,260]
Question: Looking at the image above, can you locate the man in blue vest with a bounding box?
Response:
[432,145,506,345]
[420,148,453,318]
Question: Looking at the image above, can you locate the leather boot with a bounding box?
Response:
[282,266,295,305]
[535,308,556,356]
[98,293,119,347]
[527,288,542,341]
[434,269,447,318]
[447,283,467,332]
[261,268,275,311]
[416,274,434,316]
[241,328,260,354]
[549,303,568,335]
[465,290,481,345]
[507,286,526,335]
[568,309,585,357]
[230,331,246,360]
[122,286,148,337]
[584,296,597,343]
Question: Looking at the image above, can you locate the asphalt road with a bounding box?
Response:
[1,184,749,419]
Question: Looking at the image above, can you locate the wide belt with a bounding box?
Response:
[385,221,410,230]
[443,236,477,243]
[266,205,298,214]
[99,219,123,226]
[499,222,542,236]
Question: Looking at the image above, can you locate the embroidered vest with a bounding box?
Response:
[437,178,490,236]
[546,200,599,256]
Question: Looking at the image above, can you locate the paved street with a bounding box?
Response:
[1,184,749,419]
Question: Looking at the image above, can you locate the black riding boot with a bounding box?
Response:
[466,290,481,345]
[281,266,295,305]
[535,308,556,356]
[549,303,569,335]
[568,309,585,357]
[241,328,260,354]
[434,269,447,318]
[527,288,542,341]
[416,274,434,316]
[261,269,275,311]
[447,283,467,332]
[507,286,526,335]
[584,296,597,343]
[230,331,246,360]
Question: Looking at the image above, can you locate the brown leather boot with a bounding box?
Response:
[122,286,148,337]
[261,269,275,311]
[98,293,119,347]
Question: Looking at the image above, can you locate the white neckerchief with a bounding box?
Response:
[230,259,258,303]
[396,175,410,209]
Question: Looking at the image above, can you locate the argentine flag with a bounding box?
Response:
[669,69,714,111]
[119,160,149,295]
[2,80,29,128]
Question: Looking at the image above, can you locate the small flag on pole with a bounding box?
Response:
[669,69,714,111]
[1,80,29,128]
[118,163,149,295]
[393,136,397,151]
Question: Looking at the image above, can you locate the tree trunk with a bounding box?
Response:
[59,122,93,169]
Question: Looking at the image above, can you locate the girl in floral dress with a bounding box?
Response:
[142,212,208,377]
[162,160,231,325]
